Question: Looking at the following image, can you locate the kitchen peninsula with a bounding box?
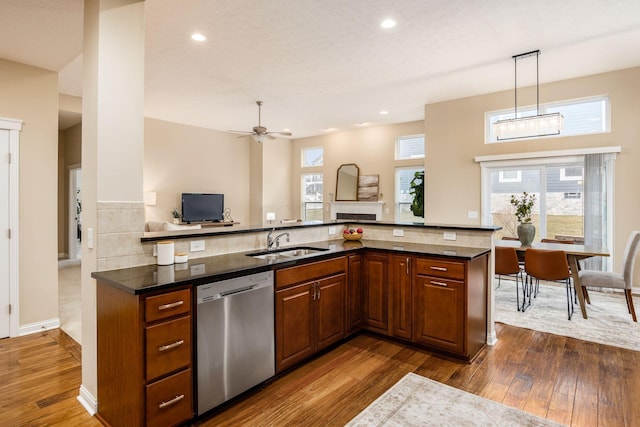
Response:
[92,221,499,426]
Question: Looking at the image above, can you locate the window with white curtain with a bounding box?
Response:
[479,152,615,271]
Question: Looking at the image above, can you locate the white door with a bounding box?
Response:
[1,129,10,338]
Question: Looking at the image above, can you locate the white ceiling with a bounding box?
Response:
[3,0,640,136]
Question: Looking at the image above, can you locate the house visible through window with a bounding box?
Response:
[301,173,323,220]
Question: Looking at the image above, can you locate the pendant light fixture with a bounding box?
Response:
[494,50,563,140]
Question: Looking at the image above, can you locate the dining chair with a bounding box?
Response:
[541,238,581,302]
[524,249,574,319]
[578,230,640,322]
[495,246,525,311]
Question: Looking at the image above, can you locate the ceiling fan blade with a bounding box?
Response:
[265,134,276,140]
[266,131,293,137]
[228,130,254,135]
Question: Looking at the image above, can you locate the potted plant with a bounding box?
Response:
[510,192,536,245]
[409,171,424,219]
[171,208,181,224]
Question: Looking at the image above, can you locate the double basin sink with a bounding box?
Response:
[246,246,329,260]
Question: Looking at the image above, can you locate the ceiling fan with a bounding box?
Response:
[229,101,292,142]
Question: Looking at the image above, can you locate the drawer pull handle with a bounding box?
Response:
[430,280,449,287]
[159,394,184,409]
[430,266,448,272]
[158,339,185,352]
[158,300,184,311]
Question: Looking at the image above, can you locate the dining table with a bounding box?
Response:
[495,239,610,319]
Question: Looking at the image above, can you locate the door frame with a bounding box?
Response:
[2,117,22,338]
[68,165,81,260]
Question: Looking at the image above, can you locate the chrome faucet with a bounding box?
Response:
[267,228,290,250]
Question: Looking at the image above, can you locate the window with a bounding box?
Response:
[396,135,425,160]
[301,173,323,221]
[302,147,323,167]
[485,96,610,143]
[480,153,614,271]
[395,167,424,222]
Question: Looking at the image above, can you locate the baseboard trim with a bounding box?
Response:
[486,330,498,346]
[77,385,98,416]
[18,318,60,336]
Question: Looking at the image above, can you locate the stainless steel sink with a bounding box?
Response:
[246,246,329,260]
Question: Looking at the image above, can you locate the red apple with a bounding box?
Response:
[343,229,350,234]
[356,228,363,233]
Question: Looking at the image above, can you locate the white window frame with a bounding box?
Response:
[485,95,611,144]
[301,146,323,167]
[395,134,425,160]
[300,172,323,220]
[395,166,424,222]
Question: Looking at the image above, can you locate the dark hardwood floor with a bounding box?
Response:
[1,324,638,426]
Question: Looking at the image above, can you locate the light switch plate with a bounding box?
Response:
[468,210,479,219]
[393,229,404,237]
[190,240,205,252]
[328,227,336,235]
[443,232,457,241]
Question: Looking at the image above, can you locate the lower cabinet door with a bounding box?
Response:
[413,276,465,355]
[315,274,346,351]
[146,368,193,427]
[275,282,315,373]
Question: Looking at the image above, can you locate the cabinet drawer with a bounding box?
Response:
[145,288,191,323]
[146,368,193,427]
[276,257,347,289]
[146,316,191,381]
[415,258,464,280]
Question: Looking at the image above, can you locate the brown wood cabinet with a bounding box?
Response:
[346,254,363,335]
[390,254,412,340]
[363,252,389,334]
[275,257,347,373]
[413,255,488,360]
[96,283,193,427]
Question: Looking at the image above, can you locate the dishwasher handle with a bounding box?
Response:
[219,285,257,298]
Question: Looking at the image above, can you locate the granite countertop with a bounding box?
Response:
[92,239,491,295]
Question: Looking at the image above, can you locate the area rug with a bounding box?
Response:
[346,373,563,426]
[495,278,640,352]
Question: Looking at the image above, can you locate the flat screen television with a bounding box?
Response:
[181,193,224,223]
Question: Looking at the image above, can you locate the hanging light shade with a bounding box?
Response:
[494,50,563,141]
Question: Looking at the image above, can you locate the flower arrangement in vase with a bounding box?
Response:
[510,192,536,245]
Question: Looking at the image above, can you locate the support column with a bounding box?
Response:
[79,0,145,414]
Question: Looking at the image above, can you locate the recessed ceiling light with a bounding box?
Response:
[380,18,396,29]
[380,110,389,115]
[283,128,291,132]
[191,33,206,42]
[323,127,336,132]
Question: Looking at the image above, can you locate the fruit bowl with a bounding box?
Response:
[343,232,362,241]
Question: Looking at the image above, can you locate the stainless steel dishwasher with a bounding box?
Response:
[196,270,274,415]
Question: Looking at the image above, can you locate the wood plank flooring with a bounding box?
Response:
[1,324,638,426]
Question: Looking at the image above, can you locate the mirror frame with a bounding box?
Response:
[335,163,359,201]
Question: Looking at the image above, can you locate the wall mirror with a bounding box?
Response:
[335,163,359,201]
